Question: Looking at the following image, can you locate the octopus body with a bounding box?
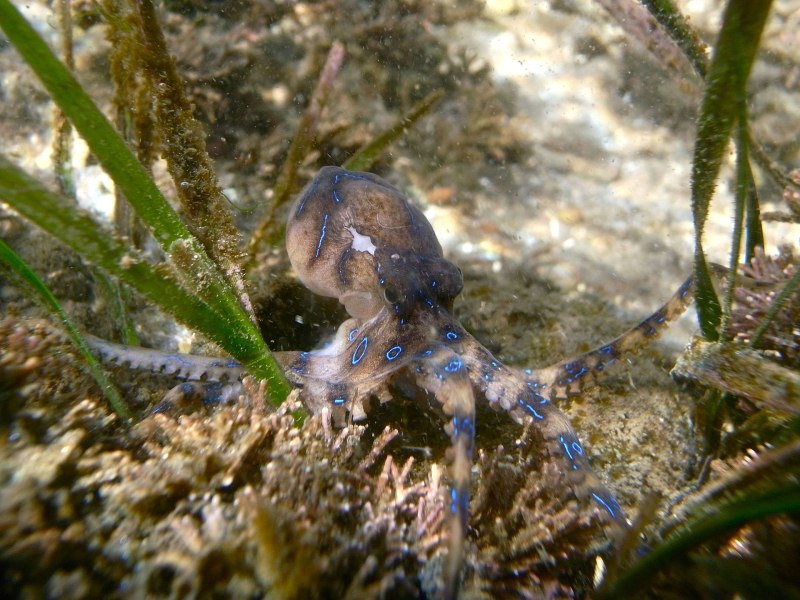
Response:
[89,166,696,599]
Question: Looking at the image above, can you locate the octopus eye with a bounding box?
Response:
[384,287,399,304]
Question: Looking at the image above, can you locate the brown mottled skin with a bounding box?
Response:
[286,168,463,320]
[88,166,699,600]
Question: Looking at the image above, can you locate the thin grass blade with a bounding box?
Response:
[743,158,764,262]
[720,118,751,338]
[245,42,345,261]
[750,265,800,349]
[641,0,709,78]
[344,89,444,172]
[0,239,132,419]
[0,154,290,406]
[600,479,800,598]
[0,0,254,350]
[135,0,254,322]
[690,0,772,340]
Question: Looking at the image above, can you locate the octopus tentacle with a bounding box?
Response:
[456,337,628,526]
[522,273,695,399]
[84,334,244,381]
[412,346,475,600]
[509,392,626,525]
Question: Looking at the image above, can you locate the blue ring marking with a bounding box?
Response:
[314,213,329,259]
[491,361,498,367]
[566,362,577,373]
[592,492,617,519]
[450,488,458,513]
[333,189,341,203]
[333,397,345,405]
[349,328,359,342]
[457,416,472,439]
[431,280,437,287]
[560,436,575,461]
[207,359,242,369]
[596,364,604,371]
[657,315,666,323]
[574,367,588,379]
[200,382,226,403]
[342,172,368,181]
[452,415,458,436]
[572,442,584,455]
[446,332,458,340]
[209,359,243,368]
[386,346,402,360]
[444,359,462,372]
[294,177,322,217]
[422,350,432,356]
[333,174,340,184]
[461,417,473,434]
[290,357,307,373]
[166,355,193,367]
[520,400,545,419]
[600,345,614,355]
[524,368,532,374]
[351,337,368,365]
[646,326,656,335]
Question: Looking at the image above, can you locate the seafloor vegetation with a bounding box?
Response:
[1,0,800,598]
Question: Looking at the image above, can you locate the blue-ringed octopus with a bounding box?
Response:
[88,166,696,599]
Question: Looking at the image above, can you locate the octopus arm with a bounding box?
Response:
[523,273,696,399]
[84,334,244,381]
[411,346,475,600]
[509,391,627,526]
